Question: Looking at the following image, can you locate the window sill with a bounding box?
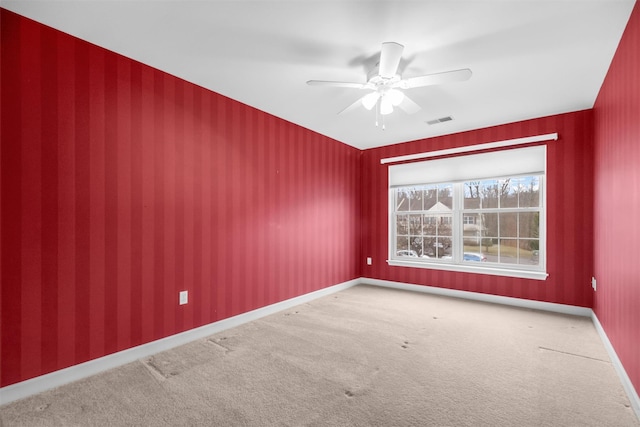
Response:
[387,259,548,281]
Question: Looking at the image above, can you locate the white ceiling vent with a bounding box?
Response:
[426,116,453,125]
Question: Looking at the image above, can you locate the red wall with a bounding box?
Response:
[593,0,640,399]
[361,110,595,307]
[0,10,361,387]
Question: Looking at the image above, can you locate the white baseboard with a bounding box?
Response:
[361,278,593,317]
[0,278,360,406]
[591,312,640,420]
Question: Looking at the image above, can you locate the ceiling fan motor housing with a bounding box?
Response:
[367,66,401,86]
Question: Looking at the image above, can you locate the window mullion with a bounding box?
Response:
[453,182,463,262]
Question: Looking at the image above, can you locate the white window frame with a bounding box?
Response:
[386,146,548,281]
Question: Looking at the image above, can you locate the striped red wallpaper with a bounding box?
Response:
[0,9,361,387]
[360,110,595,307]
[593,0,640,402]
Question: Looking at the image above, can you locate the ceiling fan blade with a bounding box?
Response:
[338,95,368,115]
[397,94,421,115]
[378,42,404,78]
[307,80,371,89]
[398,68,472,89]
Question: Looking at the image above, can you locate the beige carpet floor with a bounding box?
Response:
[1,284,638,426]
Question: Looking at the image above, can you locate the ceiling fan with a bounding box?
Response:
[307,42,472,129]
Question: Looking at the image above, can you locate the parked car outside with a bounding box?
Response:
[463,252,487,262]
[396,250,418,257]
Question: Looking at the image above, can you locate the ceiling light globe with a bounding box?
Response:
[380,97,394,115]
[362,92,380,110]
[387,89,405,106]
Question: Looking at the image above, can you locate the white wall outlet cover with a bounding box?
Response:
[179,290,188,305]
[367,257,372,265]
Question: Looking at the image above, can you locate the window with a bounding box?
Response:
[388,145,547,280]
[463,215,476,225]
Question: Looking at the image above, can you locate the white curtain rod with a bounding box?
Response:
[380,132,558,165]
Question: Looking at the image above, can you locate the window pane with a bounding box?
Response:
[481,180,499,209]
[396,214,408,235]
[425,238,448,258]
[519,240,540,265]
[409,189,423,211]
[410,237,423,257]
[481,213,498,239]
[498,238,518,264]
[478,239,499,263]
[438,216,452,236]
[464,182,481,209]
[423,187,437,210]
[396,190,410,211]
[436,237,452,258]
[518,240,539,265]
[422,214,436,234]
[519,176,540,208]
[439,185,453,209]
[409,214,422,235]
[463,213,482,246]
[478,240,496,261]
[500,178,518,208]
[396,236,409,253]
[518,212,539,238]
[499,212,518,237]
[422,236,436,257]
[428,195,452,215]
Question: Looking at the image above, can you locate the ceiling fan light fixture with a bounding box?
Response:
[380,97,394,115]
[387,88,405,106]
[362,92,380,110]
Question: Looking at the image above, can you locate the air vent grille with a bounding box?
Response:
[426,116,453,125]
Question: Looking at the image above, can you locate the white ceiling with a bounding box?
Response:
[2,0,635,150]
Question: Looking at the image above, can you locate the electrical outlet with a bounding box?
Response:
[367,257,372,265]
[591,277,597,291]
[179,290,188,305]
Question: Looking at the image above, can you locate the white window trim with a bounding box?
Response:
[386,146,548,281]
[381,133,557,165]
[386,258,549,280]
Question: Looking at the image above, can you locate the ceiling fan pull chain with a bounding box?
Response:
[377,99,386,130]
